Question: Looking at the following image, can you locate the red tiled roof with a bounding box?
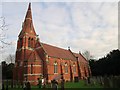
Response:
[74,53,88,63]
[41,43,77,60]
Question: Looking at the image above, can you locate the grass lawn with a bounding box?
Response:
[64,80,102,88]
[6,80,103,90]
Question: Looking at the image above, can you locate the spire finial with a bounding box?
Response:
[68,46,70,50]
[28,2,31,10]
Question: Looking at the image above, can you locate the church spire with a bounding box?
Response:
[19,3,36,37]
[25,3,32,20]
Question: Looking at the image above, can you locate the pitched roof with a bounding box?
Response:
[74,53,88,63]
[41,43,77,60]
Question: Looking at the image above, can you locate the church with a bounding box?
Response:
[13,3,91,85]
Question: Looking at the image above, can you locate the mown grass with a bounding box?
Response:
[6,80,103,90]
[64,80,102,88]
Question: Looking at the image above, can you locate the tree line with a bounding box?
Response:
[89,49,120,76]
[2,61,14,80]
[1,54,15,80]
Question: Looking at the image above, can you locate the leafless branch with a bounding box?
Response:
[0,40,11,45]
[0,17,11,47]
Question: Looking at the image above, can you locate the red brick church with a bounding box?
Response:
[13,3,91,85]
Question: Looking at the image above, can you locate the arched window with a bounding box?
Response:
[19,38,22,48]
[28,38,31,47]
[17,61,20,67]
[84,67,87,77]
[20,62,23,66]
[73,63,76,73]
[31,38,33,48]
[54,61,58,73]
[30,64,33,74]
[65,62,68,73]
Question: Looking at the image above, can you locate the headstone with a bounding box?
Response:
[26,82,31,90]
[61,79,65,90]
[37,78,42,88]
[2,83,4,90]
[74,77,79,82]
[51,79,58,90]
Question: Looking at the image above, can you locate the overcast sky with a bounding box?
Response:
[0,1,118,61]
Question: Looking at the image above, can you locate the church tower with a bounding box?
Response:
[13,3,43,85]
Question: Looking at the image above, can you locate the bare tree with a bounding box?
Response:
[0,17,11,48]
[5,54,15,64]
[0,17,12,65]
[82,50,94,61]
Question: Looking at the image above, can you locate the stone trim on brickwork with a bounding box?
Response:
[17,46,34,51]
[24,64,42,67]
[26,18,32,20]
[23,80,38,83]
[24,73,42,76]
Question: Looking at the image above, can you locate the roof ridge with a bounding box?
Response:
[68,49,78,59]
[41,42,70,52]
[79,53,88,62]
[40,43,47,55]
[41,42,77,60]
